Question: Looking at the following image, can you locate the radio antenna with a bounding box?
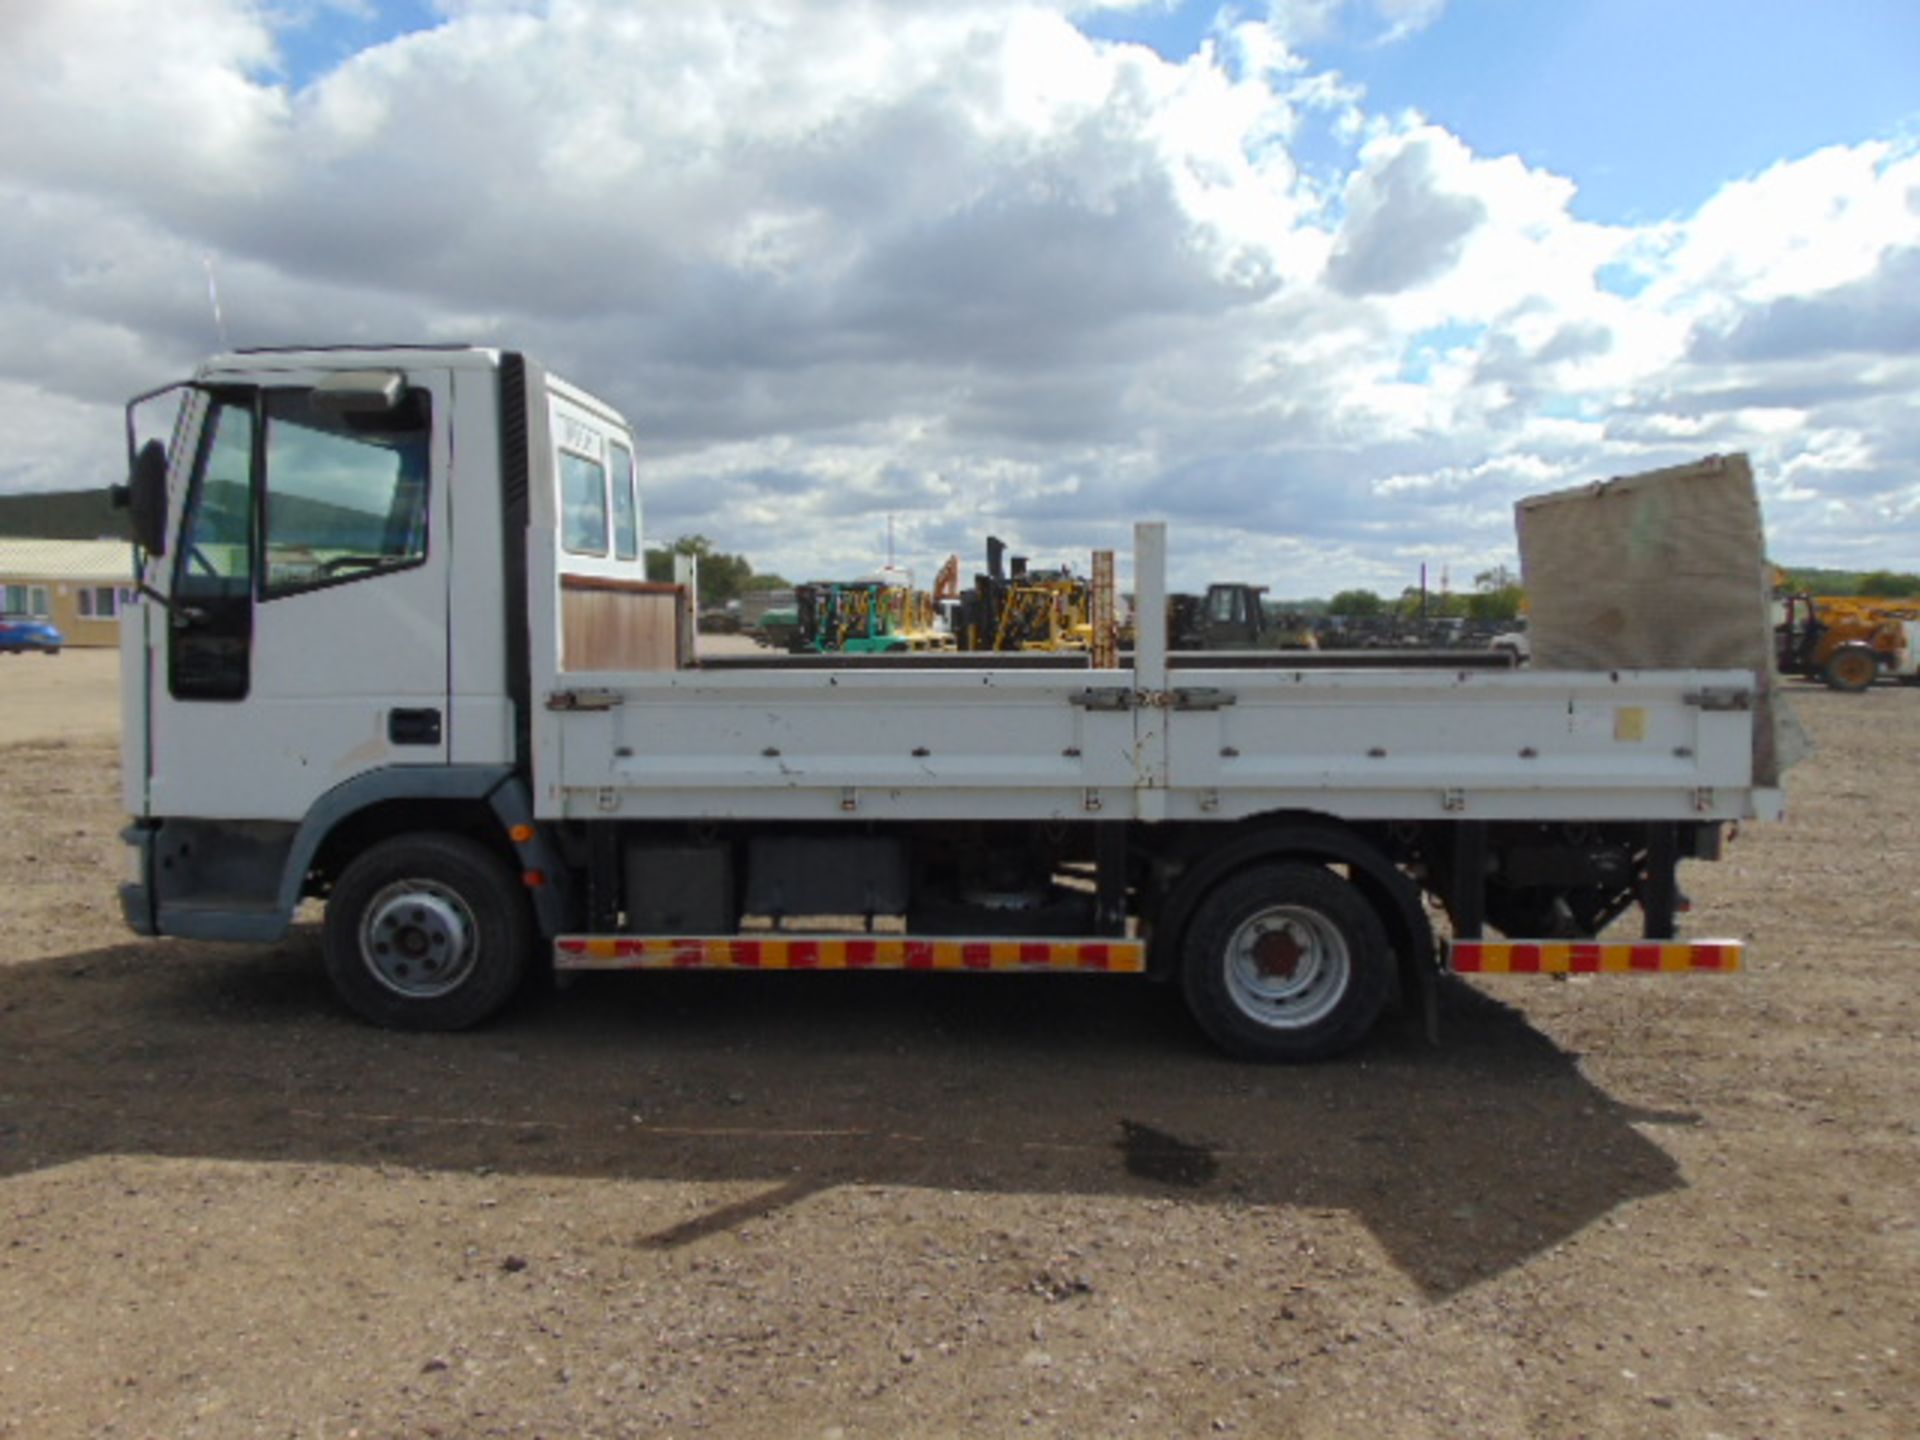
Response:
[202,253,231,349]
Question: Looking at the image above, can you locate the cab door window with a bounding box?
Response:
[262,388,430,597]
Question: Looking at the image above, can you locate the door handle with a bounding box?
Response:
[388,708,443,746]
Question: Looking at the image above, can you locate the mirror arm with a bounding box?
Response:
[134,581,204,626]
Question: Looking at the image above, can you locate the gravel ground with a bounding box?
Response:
[0,650,1914,1437]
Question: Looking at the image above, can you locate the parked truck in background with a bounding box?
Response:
[112,349,1788,1061]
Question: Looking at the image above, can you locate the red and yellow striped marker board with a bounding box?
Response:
[1449,938,1742,974]
[554,935,1146,974]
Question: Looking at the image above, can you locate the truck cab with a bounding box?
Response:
[117,347,647,943]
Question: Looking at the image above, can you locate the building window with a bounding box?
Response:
[77,586,118,619]
[30,585,50,617]
[2,584,22,615]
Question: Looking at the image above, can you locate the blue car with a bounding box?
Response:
[0,616,63,654]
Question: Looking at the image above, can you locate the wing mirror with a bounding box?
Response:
[110,439,170,558]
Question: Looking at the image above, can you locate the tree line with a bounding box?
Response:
[1324,567,1524,623]
[644,534,791,606]
[1776,568,1920,597]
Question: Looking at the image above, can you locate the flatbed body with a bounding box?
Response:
[112,347,1784,1059]
[539,662,1768,825]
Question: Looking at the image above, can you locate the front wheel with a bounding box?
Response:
[323,832,532,1030]
[1180,862,1392,1062]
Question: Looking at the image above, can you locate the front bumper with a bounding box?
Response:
[118,823,156,936]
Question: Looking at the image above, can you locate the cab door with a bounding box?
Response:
[145,368,453,821]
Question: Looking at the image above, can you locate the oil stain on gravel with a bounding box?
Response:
[1117,1118,1218,1187]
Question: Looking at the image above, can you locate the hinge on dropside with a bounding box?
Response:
[596,787,619,813]
[1692,787,1716,813]
[1073,687,1238,712]
[1441,788,1467,813]
[1071,687,1136,712]
[1683,687,1751,712]
[548,688,624,712]
[1171,687,1237,712]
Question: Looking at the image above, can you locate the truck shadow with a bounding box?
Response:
[0,935,1689,1299]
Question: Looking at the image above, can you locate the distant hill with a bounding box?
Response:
[0,489,128,541]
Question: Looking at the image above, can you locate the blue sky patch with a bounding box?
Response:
[272,0,444,90]
[1399,321,1487,382]
[1076,0,1920,226]
[1595,261,1651,300]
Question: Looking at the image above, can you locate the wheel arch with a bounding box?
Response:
[1148,813,1433,1008]
[279,765,567,935]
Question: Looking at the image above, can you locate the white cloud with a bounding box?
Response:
[0,0,1916,590]
[1258,0,1446,49]
[1371,0,1446,45]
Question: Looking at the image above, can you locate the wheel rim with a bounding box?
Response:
[1223,904,1351,1030]
[359,880,480,999]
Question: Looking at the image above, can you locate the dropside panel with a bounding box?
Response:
[1162,667,1760,821]
[543,667,1141,821]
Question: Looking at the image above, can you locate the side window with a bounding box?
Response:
[609,440,638,562]
[263,388,430,597]
[560,450,609,556]
[175,398,256,603]
[171,395,257,701]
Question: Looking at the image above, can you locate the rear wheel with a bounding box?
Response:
[323,832,531,1030]
[1823,644,1878,692]
[1180,862,1392,1062]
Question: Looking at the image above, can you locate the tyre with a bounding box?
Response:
[1180,862,1392,1062]
[323,832,532,1030]
[1823,645,1878,693]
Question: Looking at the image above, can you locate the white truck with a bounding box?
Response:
[111,347,1788,1061]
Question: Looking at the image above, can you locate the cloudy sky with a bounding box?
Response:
[3,0,1917,594]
